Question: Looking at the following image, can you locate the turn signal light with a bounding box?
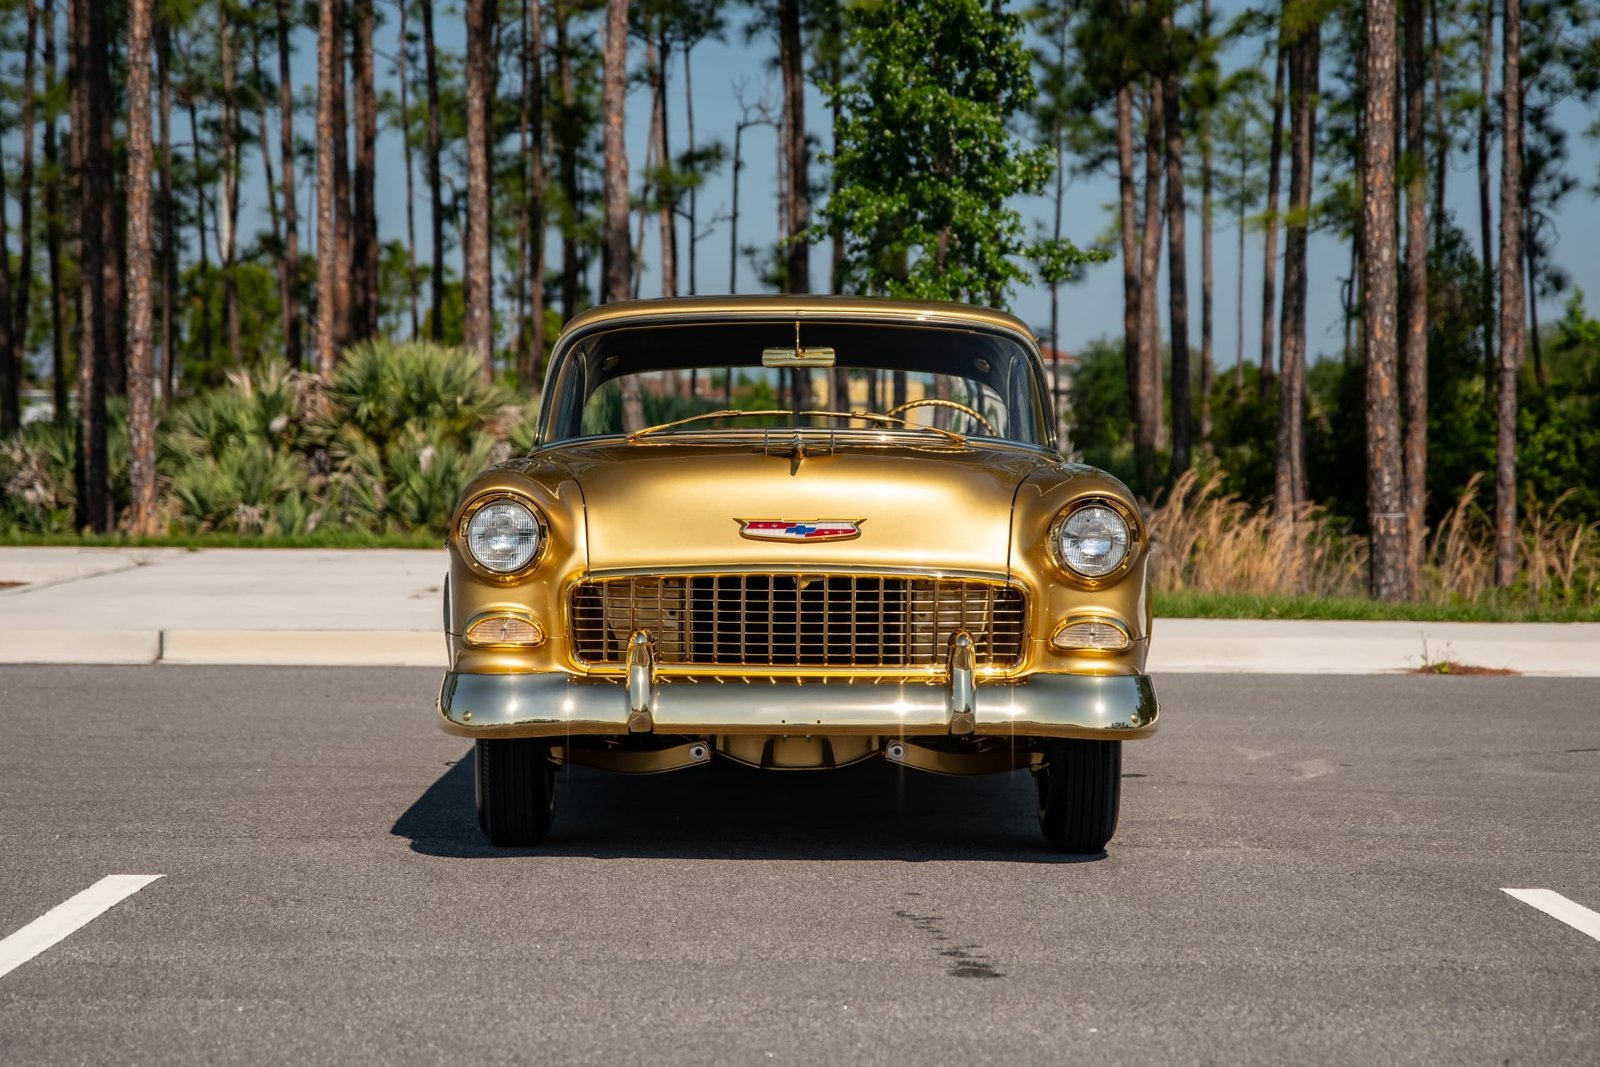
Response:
[465,614,546,647]
[1051,618,1131,652]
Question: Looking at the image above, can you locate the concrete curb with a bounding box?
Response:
[1146,619,1600,676]
[0,629,163,665]
[161,630,444,667]
[3,621,1599,674]
[0,630,444,667]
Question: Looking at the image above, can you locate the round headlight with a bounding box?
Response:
[465,499,542,573]
[1057,503,1131,578]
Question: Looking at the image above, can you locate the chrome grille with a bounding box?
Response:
[571,574,1026,670]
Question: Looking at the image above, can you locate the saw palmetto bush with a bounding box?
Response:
[1,402,133,536]
[0,340,537,539]
[321,340,532,534]
[1,418,79,534]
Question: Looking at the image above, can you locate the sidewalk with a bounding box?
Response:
[1,547,1597,674]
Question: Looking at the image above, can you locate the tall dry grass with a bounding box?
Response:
[1145,470,1600,607]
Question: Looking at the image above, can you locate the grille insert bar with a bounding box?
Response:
[571,574,1025,670]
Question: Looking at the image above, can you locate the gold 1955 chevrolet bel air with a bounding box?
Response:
[437,296,1158,852]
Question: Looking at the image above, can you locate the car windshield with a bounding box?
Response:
[541,319,1050,446]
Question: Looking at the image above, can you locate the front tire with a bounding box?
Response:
[475,738,556,846]
[1035,739,1121,853]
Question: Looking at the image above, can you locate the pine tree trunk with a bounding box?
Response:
[1477,1,1495,385]
[422,0,445,339]
[1050,130,1064,429]
[331,0,352,358]
[317,0,341,374]
[1429,0,1446,230]
[275,0,302,369]
[44,0,68,422]
[555,3,581,322]
[103,73,127,401]
[1363,0,1407,600]
[529,0,546,384]
[71,0,112,531]
[1260,43,1286,395]
[780,0,810,293]
[828,51,844,294]
[463,0,496,377]
[352,0,379,342]
[0,100,14,436]
[1494,0,1523,587]
[254,40,282,279]
[1517,113,1544,389]
[1403,0,1430,594]
[7,0,40,433]
[517,0,548,386]
[1275,25,1318,527]
[157,18,175,401]
[188,100,213,371]
[1115,84,1146,477]
[1526,237,1543,386]
[602,0,641,430]
[127,0,159,535]
[1198,0,1214,440]
[729,120,743,293]
[685,41,700,295]
[398,0,419,339]
[219,11,241,367]
[1139,85,1165,471]
[1162,54,1191,479]
[1235,189,1246,390]
[647,32,675,297]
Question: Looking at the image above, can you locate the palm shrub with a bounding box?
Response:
[162,363,325,535]
[1,419,78,534]
[328,339,512,451]
[155,341,527,537]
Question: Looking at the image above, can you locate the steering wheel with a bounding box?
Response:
[886,397,997,436]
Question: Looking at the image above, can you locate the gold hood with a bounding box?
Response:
[525,437,1060,575]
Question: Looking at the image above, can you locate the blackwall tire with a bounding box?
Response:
[475,738,556,847]
[1035,739,1121,853]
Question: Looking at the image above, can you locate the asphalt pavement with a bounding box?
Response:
[0,667,1595,1064]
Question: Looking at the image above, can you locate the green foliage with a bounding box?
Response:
[0,419,78,534]
[823,0,1056,306]
[1,341,532,539]
[1063,337,1131,472]
[1206,365,1278,503]
[330,338,512,452]
[1031,236,1112,286]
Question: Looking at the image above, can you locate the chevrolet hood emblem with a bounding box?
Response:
[737,519,864,543]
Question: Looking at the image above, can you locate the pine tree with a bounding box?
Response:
[1363,0,1408,599]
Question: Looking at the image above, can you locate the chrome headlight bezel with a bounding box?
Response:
[458,493,548,579]
[1049,497,1139,585]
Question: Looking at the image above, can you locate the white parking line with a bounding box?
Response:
[1502,888,1600,943]
[0,875,163,980]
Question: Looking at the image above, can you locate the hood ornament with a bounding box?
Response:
[737,519,864,543]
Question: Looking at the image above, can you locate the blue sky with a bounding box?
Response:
[105,1,1600,367]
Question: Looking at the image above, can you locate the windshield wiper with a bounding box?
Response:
[794,409,966,444]
[626,409,793,440]
[627,408,966,445]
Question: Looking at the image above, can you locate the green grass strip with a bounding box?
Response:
[1157,588,1600,623]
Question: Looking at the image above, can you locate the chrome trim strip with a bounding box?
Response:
[438,672,1158,741]
[579,563,1015,583]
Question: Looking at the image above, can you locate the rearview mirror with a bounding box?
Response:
[761,346,837,368]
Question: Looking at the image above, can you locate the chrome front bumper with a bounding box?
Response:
[436,670,1158,741]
